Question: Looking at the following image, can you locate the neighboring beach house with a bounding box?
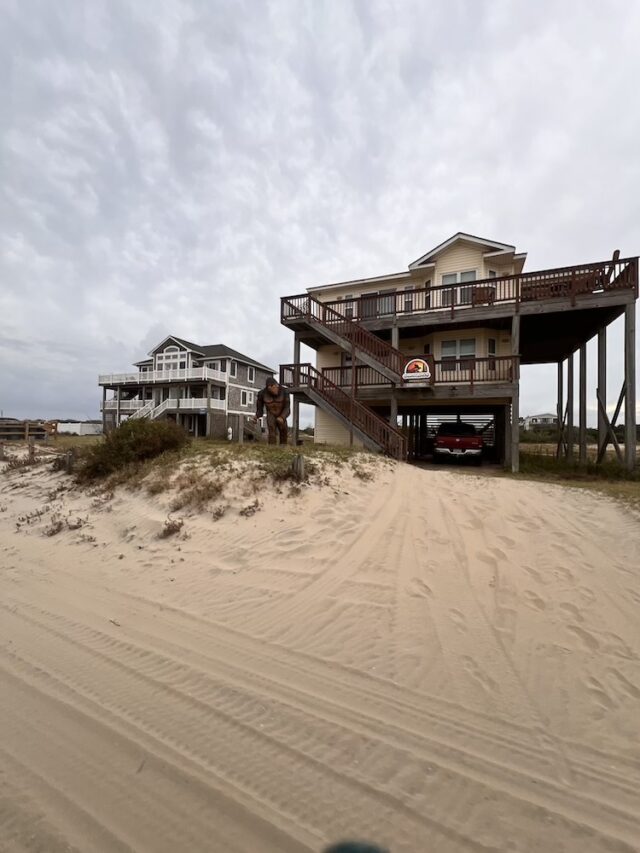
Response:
[99,336,275,439]
[522,413,558,432]
[279,232,637,470]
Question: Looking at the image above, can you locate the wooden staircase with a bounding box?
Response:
[281,294,406,383]
[280,364,407,460]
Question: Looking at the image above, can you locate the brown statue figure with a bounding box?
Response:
[256,377,290,445]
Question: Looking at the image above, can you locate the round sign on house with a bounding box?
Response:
[402,357,434,384]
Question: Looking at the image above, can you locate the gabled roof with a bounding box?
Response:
[144,336,275,374]
[408,232,517,269]
[149,335,205,355]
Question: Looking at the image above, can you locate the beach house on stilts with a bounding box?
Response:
[279,233,637,471]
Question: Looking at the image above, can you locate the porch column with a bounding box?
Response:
[624,302,636,471]
[116,386,121,428]
[389,393,398,428]
[504,404,512,468]
[206,381,211,437]
[391,322,399,350]
[567,352,574,460]
[293,332,301,368]
[511,314,520,473]
[579,343,587,464]
[556,360,563,456]
[292,396,300,446]
[402,414,407,430]
[597,326,607,459]
[102,386,107,434]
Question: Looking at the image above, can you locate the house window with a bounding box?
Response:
[441,340,458,362]
[210,360,219,371]
[423,343,431,355]
[179,361,186,369]
[248,366,255,383]
[488,270,497,278]
[344,294,354,320]
[241,390,254,407]
[441,339,476,370]
[441,271,476,307]
[248,391,254,405]
[230,360,237,378]
[403,286,414,314]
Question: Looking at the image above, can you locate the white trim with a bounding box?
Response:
[307,269,419,294]
[227,382,258,391]
[409,233,516,270]
[147,335,205,357]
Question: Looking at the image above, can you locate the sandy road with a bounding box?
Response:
[0,461,639,852]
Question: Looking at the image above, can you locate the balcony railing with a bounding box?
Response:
[322,356,517,390]
[98,367,226,385]
[283,255,638,323]
[102,397,225,412]
[101,400,147,411]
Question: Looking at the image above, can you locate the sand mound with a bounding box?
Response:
[1,449,639,852]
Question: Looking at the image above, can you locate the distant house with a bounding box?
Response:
[98,336,275,438]
[522,413,558,432]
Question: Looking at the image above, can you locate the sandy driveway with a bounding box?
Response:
[1,460,639,852]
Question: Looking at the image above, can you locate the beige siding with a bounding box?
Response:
[316,346,344,370]
[434,242,485,283]
[314,408,363,447]
[482,258,515,278]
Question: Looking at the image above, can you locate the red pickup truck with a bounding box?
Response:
[433,422,483,464]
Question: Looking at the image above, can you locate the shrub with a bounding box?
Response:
[77,420,189,482]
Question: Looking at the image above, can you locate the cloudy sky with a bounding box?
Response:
[1,0,638,425]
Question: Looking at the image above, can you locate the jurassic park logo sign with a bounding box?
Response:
[402,356,435,384]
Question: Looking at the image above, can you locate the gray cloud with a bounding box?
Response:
[1,0,638,424]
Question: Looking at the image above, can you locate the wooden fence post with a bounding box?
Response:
[291,453,305,482]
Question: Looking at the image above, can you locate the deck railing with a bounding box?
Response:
[322,356,516,390]
[281,294,405,378]
[280,363,407,460]
[108,398,225,417]
[283,256,638,323]
[98,367,226,385]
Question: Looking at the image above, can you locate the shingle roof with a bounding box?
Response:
[147,336,275,374]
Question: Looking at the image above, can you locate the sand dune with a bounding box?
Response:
[1,454,639,852]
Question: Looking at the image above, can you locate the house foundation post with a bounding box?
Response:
[389,394,398,428]
[556,360,564,458]
[579,343,587,464]
[116,386,121,429]
[102,386,107,434]
[504,404,512,469]
[624,302,636,471]
[597,326,607,460]
[511,315,520,473]
[206,381,211,437]
[567,352,574,460]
